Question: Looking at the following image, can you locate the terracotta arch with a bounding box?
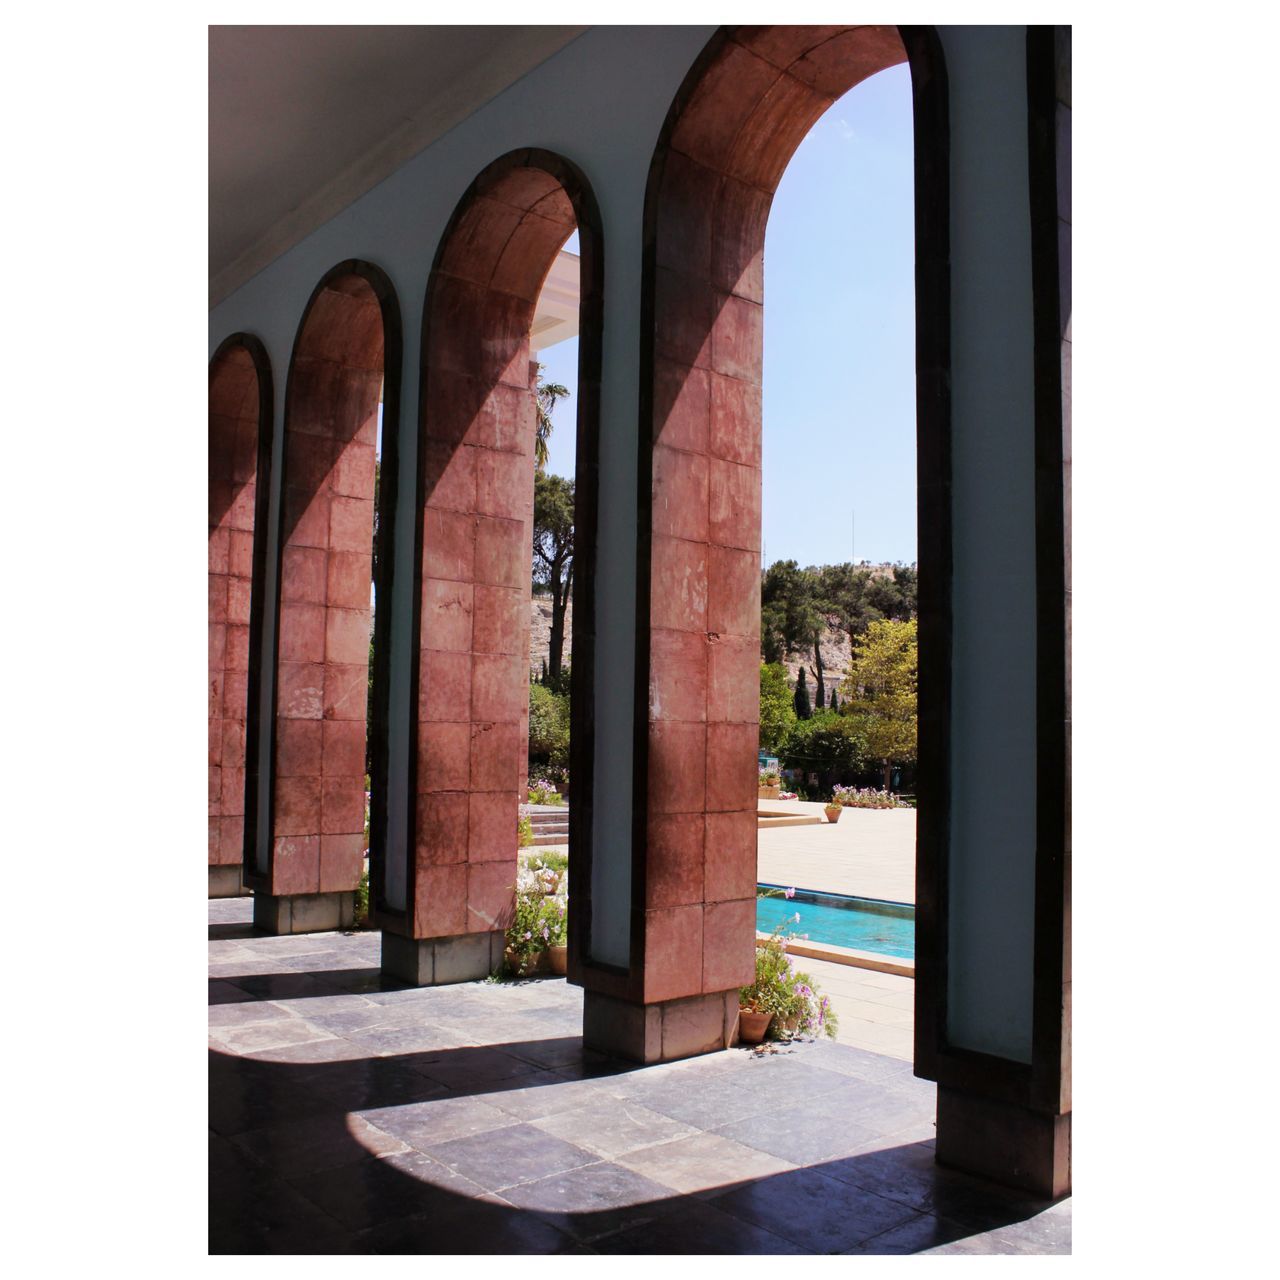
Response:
[209,334,273,898]
[245,261,402,933]
[375,149,602,985]
[579,26,951,1062]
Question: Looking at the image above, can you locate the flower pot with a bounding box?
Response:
[505,946,549,977]
[779,1013,801,1038]
[824,805,843,823]
[548,944,567,975]
[738,1008,774,1045]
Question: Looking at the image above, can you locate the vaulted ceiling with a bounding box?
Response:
[209,25,586,305]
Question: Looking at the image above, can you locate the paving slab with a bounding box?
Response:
[209,896,1068,1254]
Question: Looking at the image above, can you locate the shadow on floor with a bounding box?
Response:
[209,1035,1068,1255]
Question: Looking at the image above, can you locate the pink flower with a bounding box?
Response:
[784,887,796,899]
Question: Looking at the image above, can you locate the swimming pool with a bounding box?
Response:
[756,885,915,960]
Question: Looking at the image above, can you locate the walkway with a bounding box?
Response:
[209,898,1069,1254]
[756,801,916,904]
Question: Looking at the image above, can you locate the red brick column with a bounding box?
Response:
[209,340,268,898]
[383,160,575,984]
[253,274,385,934]
[582,27,907,1062]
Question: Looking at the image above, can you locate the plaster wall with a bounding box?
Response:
[209,24,1042,1057]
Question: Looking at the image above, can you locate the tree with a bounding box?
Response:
[762,559,825,691]
[793,666,811,720]
[534,365,570,473]
[532,471,575,682]
[759,663,797,753]
[839,618,917,789]
[528,679,570,767]
[778,710,868,793]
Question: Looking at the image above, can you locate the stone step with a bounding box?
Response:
[530,832,570,846]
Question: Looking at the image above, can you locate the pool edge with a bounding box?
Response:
[757,931,916,979]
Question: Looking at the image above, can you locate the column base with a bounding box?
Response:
[582,989,739,1064]
[208,865,248,898]
[381,930,506,986]
[252,891,354,935]
[936,1086,1071,1199]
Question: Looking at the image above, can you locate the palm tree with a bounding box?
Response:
[534,365,570,472]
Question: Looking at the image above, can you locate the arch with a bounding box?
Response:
[594,26,951,1054]
[245,261,402,929]
[208,333,273,897]
[376,149,602,982]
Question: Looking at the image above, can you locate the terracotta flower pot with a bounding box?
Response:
[548,944,567,975]
[824,805,843,823]
[738,1008,774,1045]
[505,946,549,977]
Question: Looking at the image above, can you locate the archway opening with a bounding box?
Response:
[582,25,947,1069]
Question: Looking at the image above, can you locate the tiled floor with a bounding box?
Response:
[209,898,1070,1254]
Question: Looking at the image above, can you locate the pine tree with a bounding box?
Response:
[830,690,840,713]
[793,667,812,720]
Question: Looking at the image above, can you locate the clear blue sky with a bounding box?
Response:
[538,64,916,568]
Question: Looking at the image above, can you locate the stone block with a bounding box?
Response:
[252,891,354,935]
[936,1086,1071,1200]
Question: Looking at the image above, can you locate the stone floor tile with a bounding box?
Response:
[231,1111,410,1178]
[706,1163,922,1252]
[208,997,296,1028]
[843,1212,1022,1255]
[285,1147,490,1231]
[357,1197,586,1254]
[488,1072,631,1122]
[357,1092,518,1149]
[613,1130,797,1197]
[209,1018,338,1056]
[531,1096,699,1159]
[427,1121,598,1192]
[497,1159,683,1242]
[414,1045,552,1091]
[710,1094,883,1165]
[592,1195,809,1254]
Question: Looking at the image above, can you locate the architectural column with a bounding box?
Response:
[247,267,392,934]
[208,337,270,899]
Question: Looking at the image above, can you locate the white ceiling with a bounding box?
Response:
[209,25,586,306]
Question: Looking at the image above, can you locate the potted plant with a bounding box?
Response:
[739,911,840,1043]
[758,768,781,800]
[824,796,843,823]
[540,894,568,974]
[505,884,550,976]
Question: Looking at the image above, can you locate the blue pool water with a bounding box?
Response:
[756,885,915,960]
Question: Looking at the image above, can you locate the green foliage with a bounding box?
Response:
[840,619,917,781]
[759,663,797,753]
[353,866,369,928]
[778,710,868,777]
[531,849,568,876]
[528,680,570,766]
[534,366,570,473]
[739,921,838,1040]
[793,667,812,720]
[527,778,565,805]
[517,814,533,847]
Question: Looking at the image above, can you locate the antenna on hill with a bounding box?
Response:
[851,509,855,565]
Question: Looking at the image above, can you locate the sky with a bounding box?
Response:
[537,62,917,569]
